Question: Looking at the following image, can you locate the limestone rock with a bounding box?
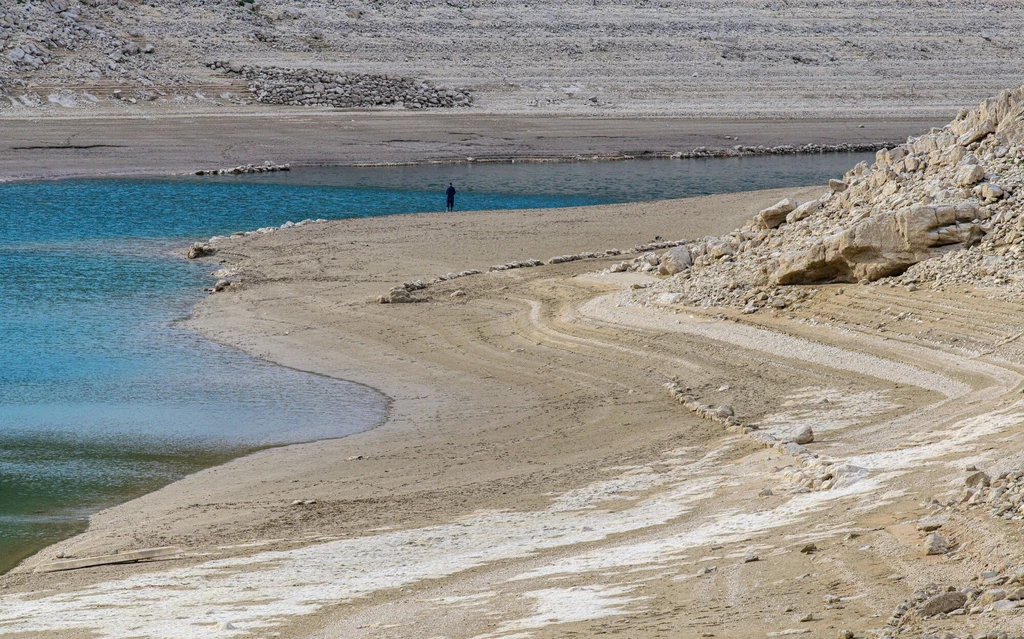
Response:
[773,203,984,285]
[757,198,798,229]
[659,245,693,275]
[785,425,814,445]
[979,182,1005,200]
[915,515,946,532]
[978,589,1007,606]
[380,287,415,304]
[924,532,949,555]
[787,199,823,224]
[965,470,991,488]
[955,163,985,186]
[956,119,996,146]
[828,179,848,193]
[918,591,967,617]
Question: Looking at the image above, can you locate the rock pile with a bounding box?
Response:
[941,466,1024,521]
[489,258,544,272]
[672,142,886,160]
[195,162,290,176]
[881,567,1024,638]
[214,63,472,109]
[638,86,1024,311]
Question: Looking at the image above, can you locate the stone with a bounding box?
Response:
[381,287,415,304]
[800,543,818,554]
[979,589,1008,606]
[966,471,991,488]
[957,119,996,146]
[757,198,798,229]
[829,179,848,193]
[918,591,967,617]
[212,279,231,292]
[980,182,1005,200]
[186,243,214,259]
[773,203,984,285]
[990,599,1018,612]
[915,516,946,532]
[924,533,949,555]
[1005,586,1024,601]
[743,552,759,563]
[955,164,985,186]
[659,245,694,275]
[787,199,823,224]
[786,425,814,445]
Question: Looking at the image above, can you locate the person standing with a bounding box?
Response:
[446,182,457,212]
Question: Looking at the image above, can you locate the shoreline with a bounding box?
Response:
[0,187,819,577]
[7,109,1022,637]
[0,111,940,183]
[3,181,1016,638]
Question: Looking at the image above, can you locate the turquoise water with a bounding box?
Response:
[0,153,871,572]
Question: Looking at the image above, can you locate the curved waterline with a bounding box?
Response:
[0,153,871,573]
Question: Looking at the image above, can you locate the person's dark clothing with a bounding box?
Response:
[446,185,456,212]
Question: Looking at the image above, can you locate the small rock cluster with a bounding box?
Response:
[186,243,215,260]
[664,381,740,428]
[194,162,290,176]
[882,570,1024,638]
[215,63,472,109]
[489,258,544,272]
[638,86,1024,310]
[208,218,327,243]
[940,467,1024,521]
[673,142,888,160]
[548,248,625,265]
[377,269,482,304]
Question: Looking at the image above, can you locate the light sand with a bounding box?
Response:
[5,183,1024,638]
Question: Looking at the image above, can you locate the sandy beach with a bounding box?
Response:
[4,158,1024,637]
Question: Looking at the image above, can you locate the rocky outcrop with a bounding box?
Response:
[643,85,1024,310]
[774,202,984,284]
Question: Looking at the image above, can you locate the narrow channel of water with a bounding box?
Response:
[0,153,872,572]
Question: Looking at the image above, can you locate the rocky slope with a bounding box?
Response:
[633,86,1024,312]
[1,0,1023,115]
